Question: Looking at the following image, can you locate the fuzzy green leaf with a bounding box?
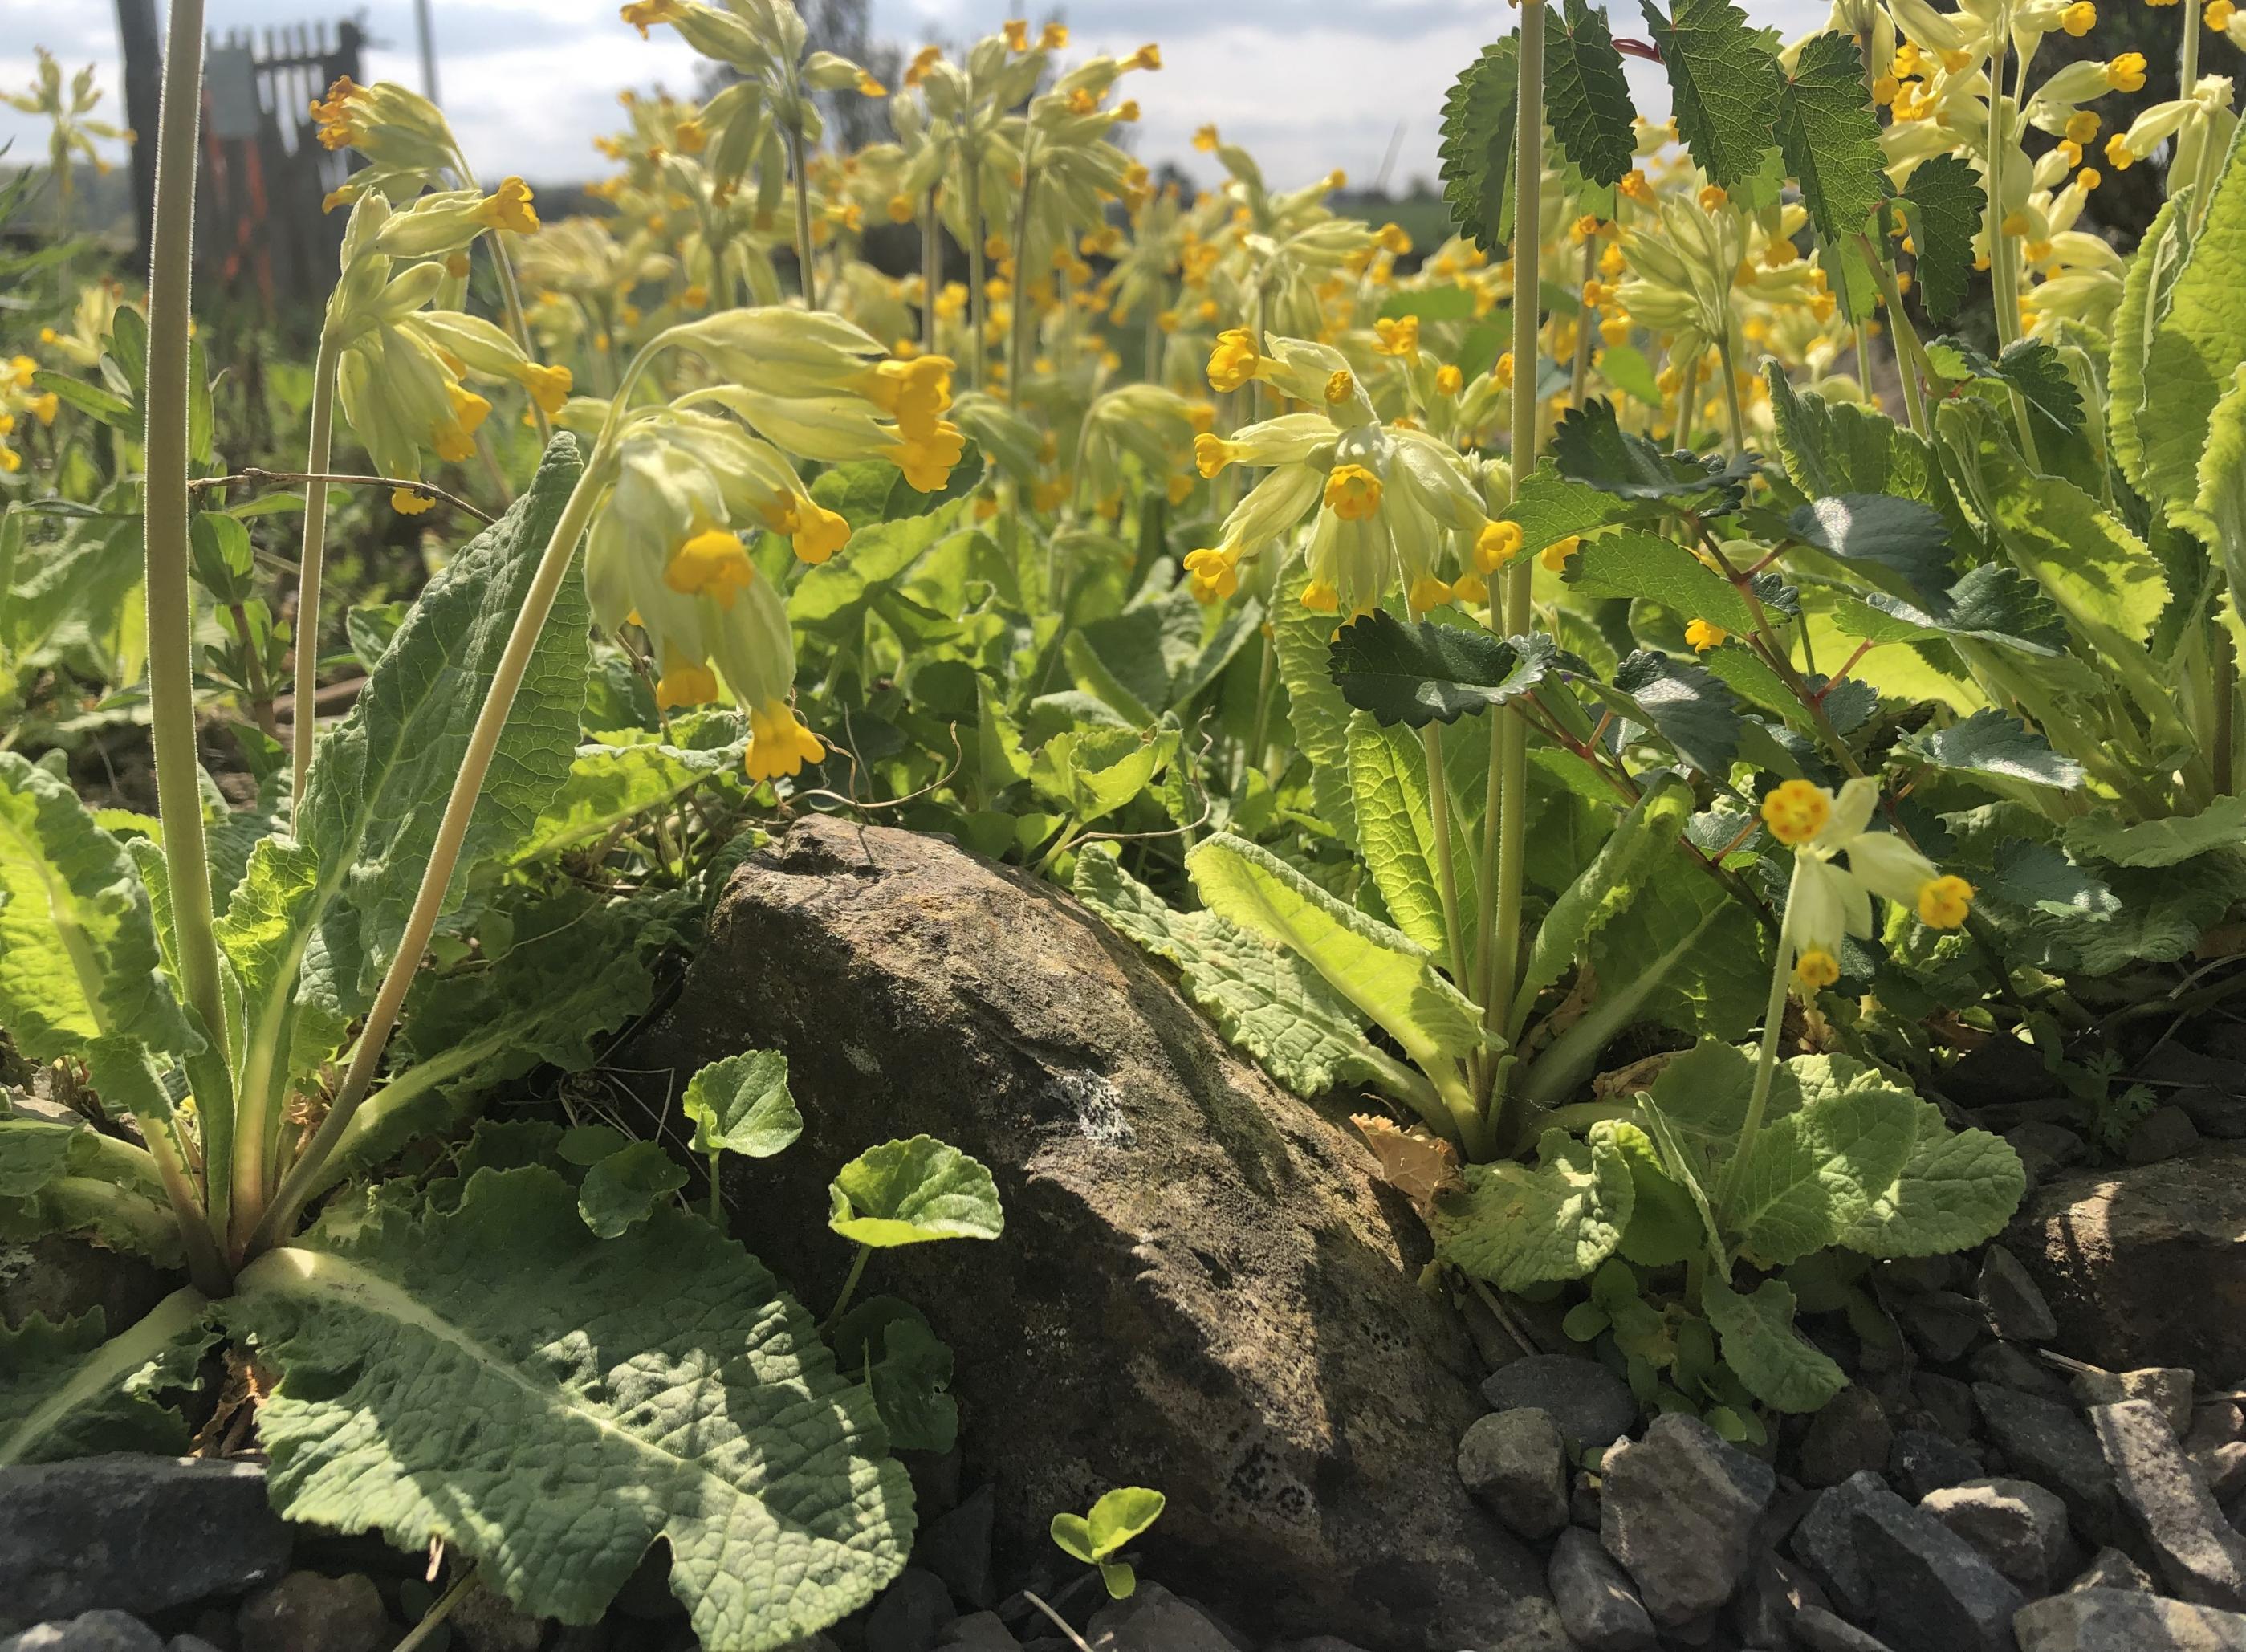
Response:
[1272,568,1359,841]
[1764,365,1943,507]
[230,1167,910,1647]
[1835,1101,2024,1257]
[1501,461,1653,559]
[828,1136,1004,1249]
[1348,714,1485,958]
[0,752,192,1063]
[1585,650,1743,778]
[1898,709,2083,790]
[2136,123,2246,533]
[2109,189,2192,498]
[1829,562,2067,656]
[1701,1278,1847,1412]
[1186,833,1484,1074]
[831,1298,957,1454]
[579,1141,690,1239]
[0,1288,214,1467]
[1438,37,1520,251]
[1431,1124,1634,1292]
[1565,531,1755,633]
[1898,153,1985,325]
[1072,850,1388,1101]
[1725,1056,1922,1267]
[1547,0,1640,188]
[2062,794,2246,868]
[1995,340,2085,440]
[511,730,743,865]
[1328,612,1554,729]
[1087,1487,1166,1555]
[1516,775,1694,1031]
[683,1051,803,1162]
[1776,33,1888,243]
[1642,0,1783,195]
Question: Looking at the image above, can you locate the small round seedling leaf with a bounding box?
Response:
[1098,1559,1138,1600]
[826,1136,1004,1248]
[1086,1486,1166,1556]
[556,1122,631,1167]
[578,1141,689,1239]
[682,1049,803,1161]
[1050,1512,1097,1565]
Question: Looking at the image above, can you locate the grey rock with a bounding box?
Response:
[2069,1548,2157,1592]
[1900,1292,1988,1364]
[1967,1340,2069,1400]
[1852,1481,2025,1652]
[865,1569,956,1652]
[0,1613,165,1652]
[1481,1354,1638,1453]
[2173,1087,2246,1141]
[0,1457,292,1628]
[2012,1145,2246,1379]
[236,1574,388,1652]
[2013,1589,2246,1651]
[0,1237,167,1335]
[1890,1427,1984,1499]
[1547,1527,1654,1652]
[1975,1382,2121,1541]
[1731,1552,1827,1650]
[1792,1470,1893,1618]
[918,1485,995,1609]
[449,1584,545,1652]
[2005,1122,2087,1185]
[1599,1413,1776,1626]
[2093,1398,2246,1608]
[626,816,1568,1652]
[1800,1387,1894,1489]
[1794,1606,1898,1652]
[165,1638,225,1652]
[1979,1247,2059,1342]
[1084,1584,1240,1652]
[936,1615,1019,1651]
[2192,1398,2246,1451]
[1883,1256,1959,1294]
[2076,1368,2197,1435]
[1457,1408,1568,1540]
[1922,1477,2073,1592]
[1570,1476,1601,1528]
[2196,1442,2246,1502]
[2126,1106,2202,1165]
[1913,1372,1979,1443]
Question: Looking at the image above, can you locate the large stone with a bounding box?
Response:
[1800,1386,1894,1489]
[1850,1480,2024,1652]
[624,818,1562,1652]
[0,1457,291,1630]
[1975,1382,2120,1540]
[1598,1413,1776,1626]
[1921,1477,2072,1592]
[1480,1355,1639,1454]
[1084,1584,1240,1652]
[938,1615,1021,1651]
[1456,1409,1568,1540]
[864,1569,955,1652]
[0,1237,168,1335]
[0,1613,163,1652]
[235,1574,388,1652]
[1979,1247,2059,1342]
[1546,1527,1654,1652]
[2075,1367,2196,1435]
[2093,1398,2246,1608]
[2011,1145,2246,1378]
[1793,1607,1899,1652]
[2013,1589,2246,1651]
[1792,1471,1891,1618]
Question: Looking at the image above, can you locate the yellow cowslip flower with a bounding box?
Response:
[1795,949,1842,991]
[1493,352,1515,389]
[1207,328,1262,393]
[1435,364,1463,396]
[1183,545,1240,600]
[656,661,718,710]
[1324,464,1382,521]
[746,699,826,783]
[2106,132,2137,168]
[1194,433,1234,478]
[2107,51,2148,90]
[1003,18,1031,51]
[1407,574,1454,613]
[1475,521,1524,572]
[1193,124,1220,152]
[2079,165,2105,189]
[2066,109,2102,144]
[1762,779,1831,844]
[1378,222,1413,256]
[1302,578,1341,612]
[1770,777,1974,995]
[1620,169,1655,205]
[2061,0,2097,31]
[2209,0,2235,26]
[1698,184,1728,212]
[472,177,539,234]
[1539,535,1580,572]
[1128,43,1162,70]
[665,526,759,609]
[1685,619,1728,651]
[1373,316,1420,360]
[620,0,686,36]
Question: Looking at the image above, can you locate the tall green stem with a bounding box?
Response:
[787,119,819,310]
[142,0,226,1065]
[922,186,942,353]
[1715,328,1748,457]
[1715,853,1804,1212]
[291,331,340,818]
[1007,149,1039,410]
[966,152,987,391]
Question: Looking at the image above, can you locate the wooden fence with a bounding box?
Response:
[196,21,364,311]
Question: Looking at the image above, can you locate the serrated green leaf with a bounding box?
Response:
[2136,123,2246,534]
[828,1136,1004,1249]
[0,1289,214,1467]
[1553,397,1760,501]
[1764,365,1944,510]
[1643,0,1782,194]
[579,1141,690,1238]
[1701,1277,1847,1412]
[1899,708,2083,790]
[1348,713,1485,958]
[1186,832,1484,1076]
[683,1050,802,1162]
[1328,611,1554,728]
[1548,0,1639,188]
[1976,837,2118,922]
[1588,650,1743,778]
[1515,775,1693,1034]
[1835,1101,2024,1257]
[1994,340,2085,440]
[1272,567,1359,842]
[2062,794,2246,868]
[1777,34,1887,243]
[1829,562,2067,657]
[0,751,193,1063]
[1438,37,1520,251]
[1724,1057,1921,1266]
[1502,460,1653,558]
[1788,494,1953,598]
[1431,1123,1634,1292]
[1071,850,1390,1101]
[230,1166,909,1646]
[1899,153,1984,325]
[1565,531,1755,633]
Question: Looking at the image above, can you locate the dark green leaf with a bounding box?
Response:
[1898,708,2085,789]
[1565,531,1755,633]
[1994,340,2085,440]
[1898,153,1984,324]
[1787,494,1952,597]
[1553,398,1760,502]
[1776,33,1888,243]
[1548,0,1640,189]
[1438,37,1520,252]
[1328,611,1556,727]
[1643,0,1783,195]
[1594,650,1744,776]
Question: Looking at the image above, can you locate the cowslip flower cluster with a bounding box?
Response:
[1761,778,1975,991]
[311,76,473,210]
[0,353,60,474]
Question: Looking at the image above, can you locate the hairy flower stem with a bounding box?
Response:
[1717,853,1805,1213]
[787,120,819,311]
[1715,328,1748,457]
[490,239,550,441]
[142,0,227,1070]
[1007,151,1040,411]
[291,330,340,817]
[1478,0,1546,1141]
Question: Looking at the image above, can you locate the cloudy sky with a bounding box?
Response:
[0,0,1829,197]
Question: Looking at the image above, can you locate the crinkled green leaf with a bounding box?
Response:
[1548,0,1640,188]
[1835,1101,2024,1257]
[1565,531,1755,633]
[828,1136,1004,1249]
[0,1115,84,1197]
[1587,650,1743,778]
[1348,713,1485,958]
[1613,1121,1714,1268]
[1500,460,1653,559]
[1585,852,1765,1041]
[1272,567,1359,841]
[2063,794,2246,868]
[1431,1123,1634,1291]
[683,1050,802,1162]
[1328,611,1555,729]
[1072,850,1388,1101]
[1030,726,1176,828]
[230,1166,910,1647]
[2136,123,2246,533]
[1776,33,1887,243]
[1553,397,1761,502]
[1898,708,2084,790]
[2109,189,2193,498]
[1725,1055,1921,1267]
[511,730,744,865]
[1186,832,1484,1074]
[1994,340,2085,441]
[2030,853,2246,974]
[0,1288,214,1467]
[1643,0,1782,195]
[1898,153,1985,325]
[1976,837,2118,922]
[0,751,192,1063]
[1829,562,2066,657]
[1516,775,1693,1032]
[1764,365,1943,508]
[1788,494,1953,598]
[1701,1277,1847,1412]
[1438,36,1520,251]
[579,1141,690,1239]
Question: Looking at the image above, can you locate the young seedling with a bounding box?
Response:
[1050,1486,1167,1600]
